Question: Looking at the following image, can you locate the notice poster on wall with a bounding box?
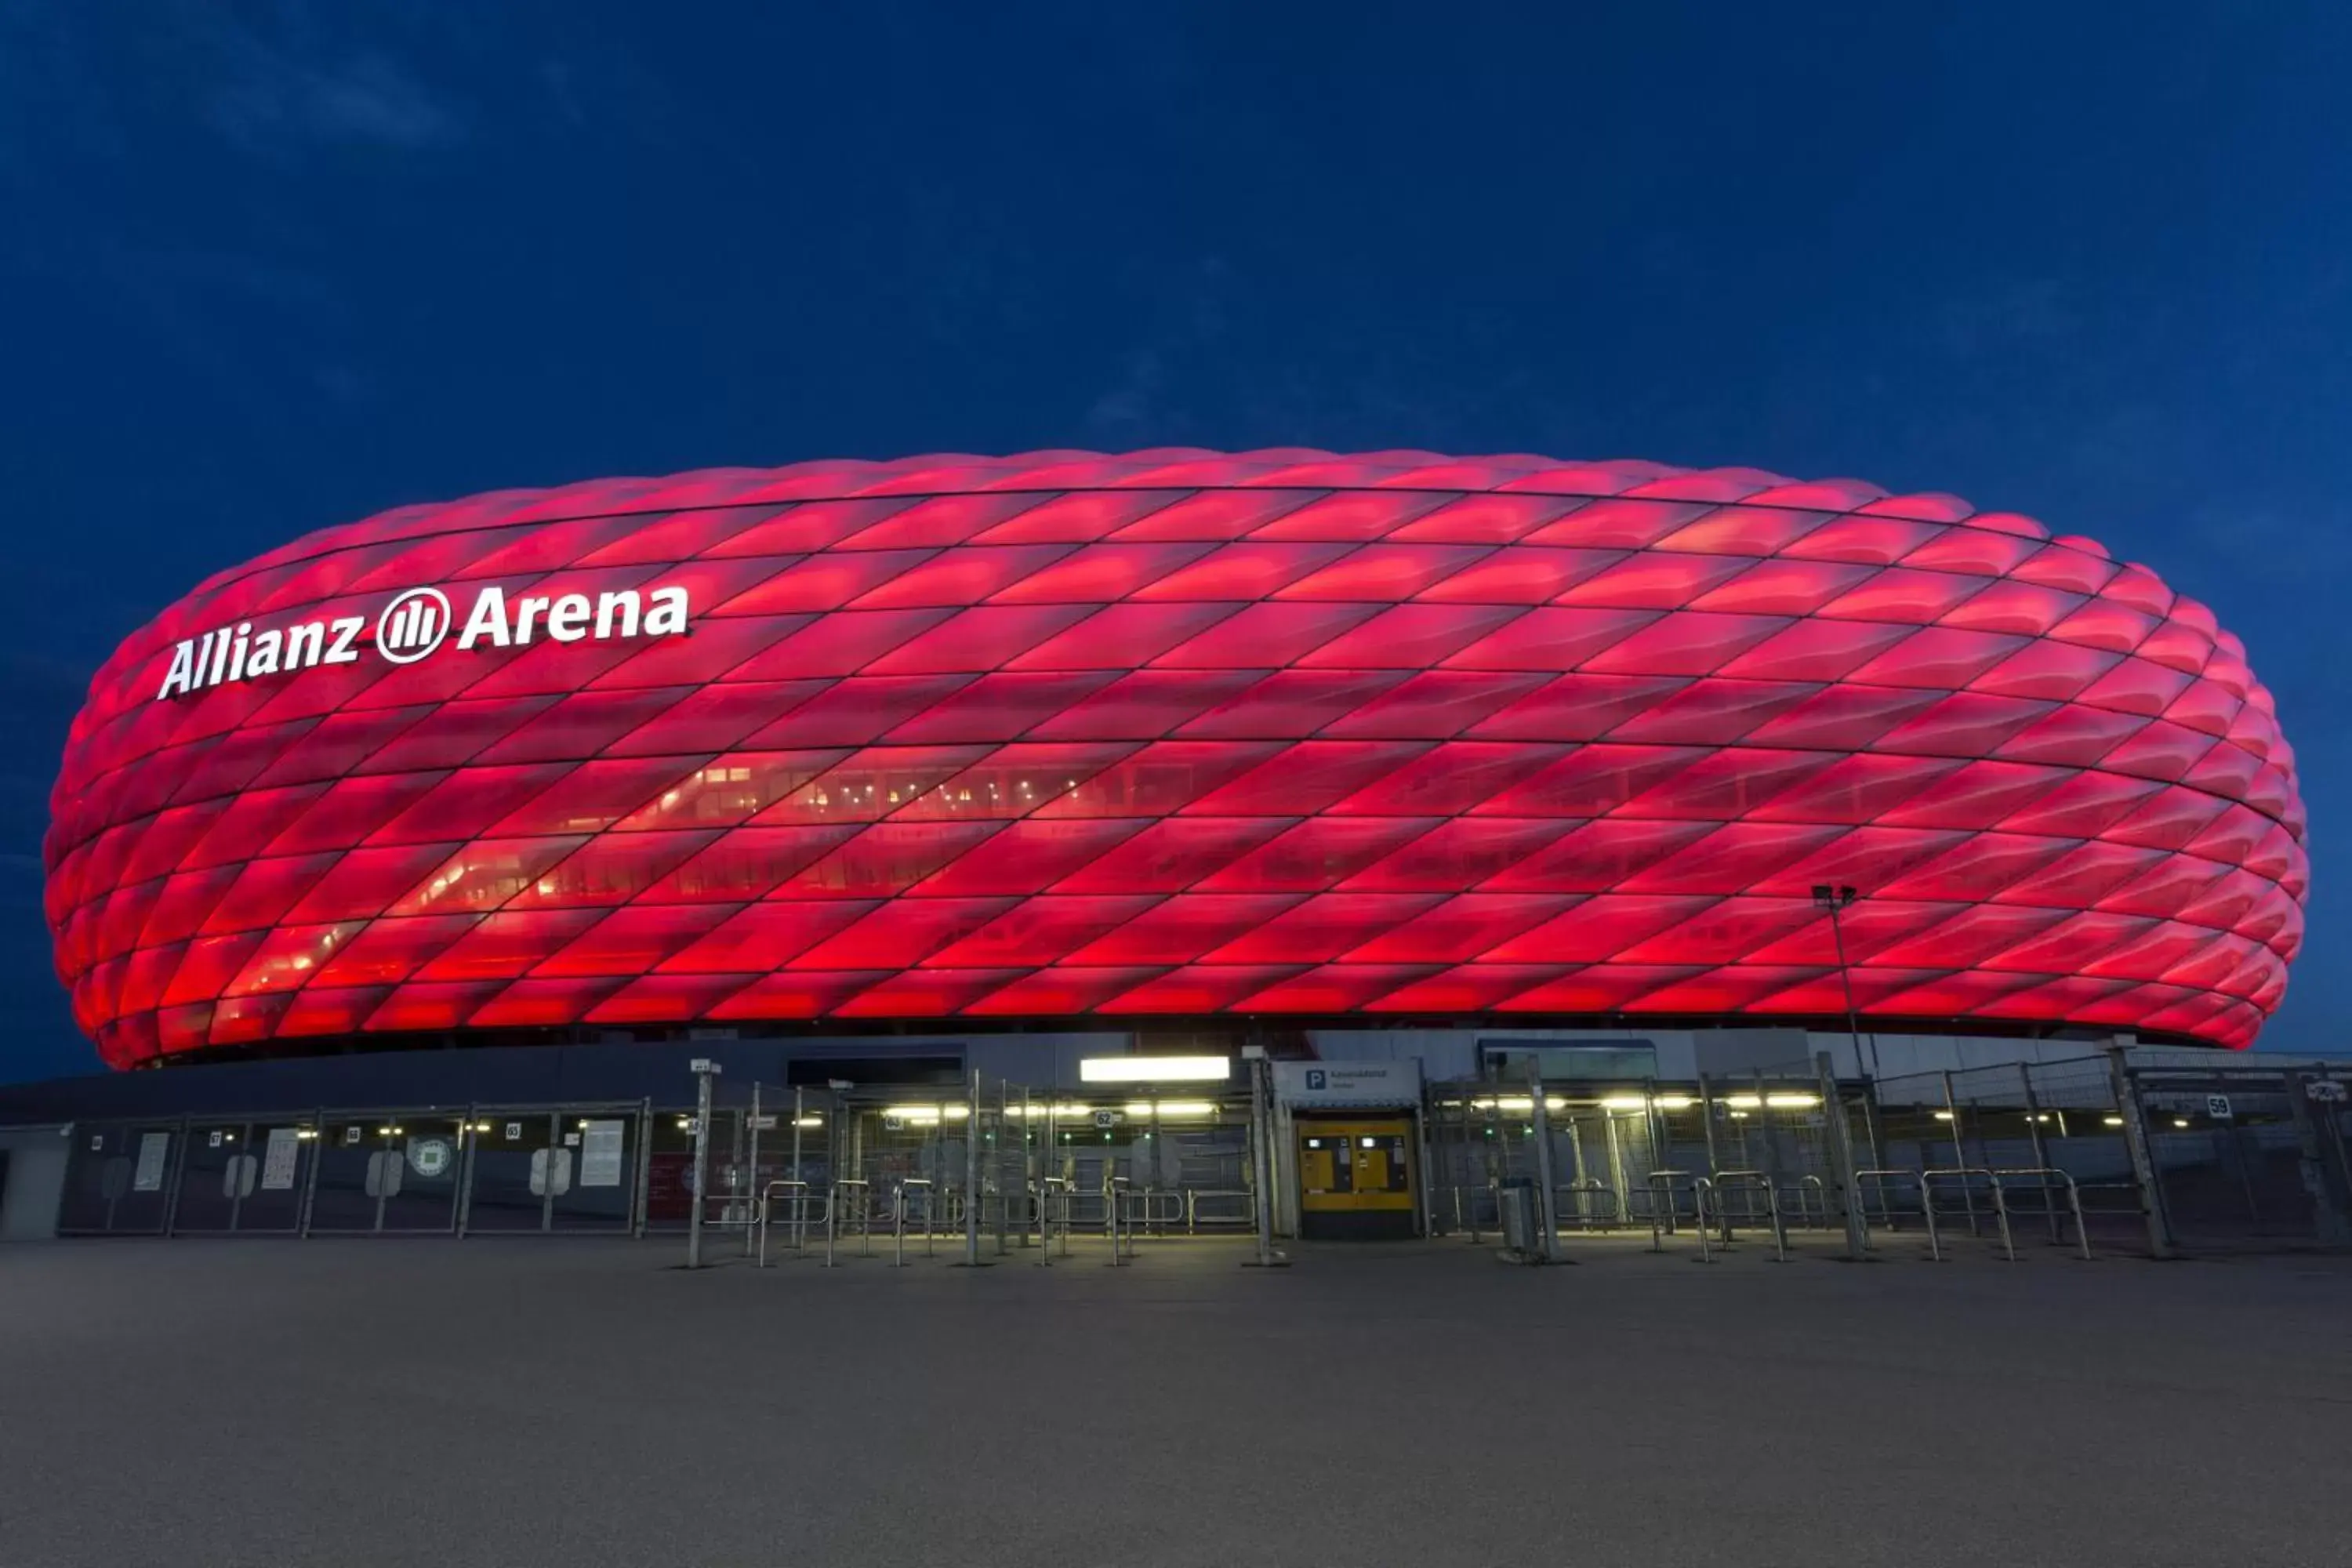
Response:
[132,1131,171,1192]
[579,1120,626,1189]
[260,1127,302,1190]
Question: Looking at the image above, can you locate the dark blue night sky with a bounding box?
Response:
[2,3,2344,1080]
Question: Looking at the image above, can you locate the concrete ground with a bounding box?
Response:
[2,1230,2348,1568]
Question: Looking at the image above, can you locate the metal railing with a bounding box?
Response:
[695,1191,760,1230]
[1643,1170,1700,1249]
[1033,1177,1072,1265]
[755,1180,828,1266]
[1555,1179,1620,1231]
[1687,1176,1718,1262]
[1795,1174,1829,1229]
[1710,1170,1788,1261]
[822,1178,872,1268]
[1439,1181,1501,1243]
[1115,1187,1188,1236]
[1855,1167,1926,1241]
[1184,1189,1254,1231]
[1105,1176,1132,1265]
[1994,1167,2094,1260]
[893,1178,937,1266]
[1918,1167,2012,1261]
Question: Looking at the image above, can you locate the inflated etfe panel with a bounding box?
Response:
[46,452,2305,1067]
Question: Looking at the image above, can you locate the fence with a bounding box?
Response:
[1422,1051,2352,1262]
[697,1071,1267,1268]
[2129,1058,2352,1251]
[60,1102,654,1238]
[1841,1054,2352,1259]
[43,1052,2352,1262]
[1424,1062,1848,1252]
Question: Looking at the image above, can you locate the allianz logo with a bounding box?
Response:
[156,583,691,701]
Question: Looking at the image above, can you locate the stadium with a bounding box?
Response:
[9,449,2325,1250]
[48,449,2304,1062]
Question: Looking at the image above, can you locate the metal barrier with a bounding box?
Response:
[1688,1176,1717,1262]
[1711,1170,1788,1261]
[893,1178,936,1266]
[1033,1177,1072,1265]
[822,1178,872,1268]
[1184,1190,1253,1232]
[1117,1187,1187,1237]
[1855,1167,1926,1245]
[754,1180,828,1266]
[1994,1167,2094,1261]
[1555,1179,1620,1231]
[1643,1170,1699,1248]
[1919,1167,2015,1262]
[1106,1177,1131,1265]
[1442,1181,1501,1244]
[694,1191,758,1232]
[1793,1174,1829,1230]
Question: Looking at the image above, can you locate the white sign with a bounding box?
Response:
[2307,1080,2347,1104]
[132,1131,171,1192]
[579,1120,626,1189]
[748,1115,779,1131]
[343,1126,363,1145]
[155,582,692,701]
[206,1129,223,1149]
[2206,1094,2234,1120]
[260,1127,302,1191]
[505,1122,524,1141]
[1091,1110,1120,1130]
[1276,1060,1425,1108]
[882,1115,906,1131]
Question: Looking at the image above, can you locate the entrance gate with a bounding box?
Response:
[2130,1060,2352,1250]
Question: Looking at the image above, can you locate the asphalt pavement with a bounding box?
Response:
[2,1231,2347,1567]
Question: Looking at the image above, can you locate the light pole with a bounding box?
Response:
[1812,885,1878,1083]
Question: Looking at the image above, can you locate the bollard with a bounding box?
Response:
[686,1058,720,1270]
[1525,1062,1560,1263]
[964,1071,982,1267]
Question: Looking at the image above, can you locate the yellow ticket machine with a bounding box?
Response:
[1297,1118,1417,1240]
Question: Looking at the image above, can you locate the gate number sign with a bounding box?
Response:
[2205,1094,2234,1120]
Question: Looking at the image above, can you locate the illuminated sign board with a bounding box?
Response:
[155,583,691,700]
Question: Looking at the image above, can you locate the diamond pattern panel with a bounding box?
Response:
[48,450,2307,1066]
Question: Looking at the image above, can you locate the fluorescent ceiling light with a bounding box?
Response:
[1080,1055,1230,1083]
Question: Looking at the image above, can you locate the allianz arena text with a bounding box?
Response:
[45,452,2307,1069]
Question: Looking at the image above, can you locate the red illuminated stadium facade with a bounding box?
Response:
[45,452,2306,1071]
